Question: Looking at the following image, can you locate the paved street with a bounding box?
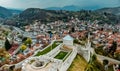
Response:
[97,54,120,64]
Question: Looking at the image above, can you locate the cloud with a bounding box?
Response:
[0,0,119,9]
[75,0,120,7]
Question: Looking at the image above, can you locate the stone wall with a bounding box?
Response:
[46,44,63,57]
[59,46,77,71]
[33,40,55,56]
[76,44,91,62]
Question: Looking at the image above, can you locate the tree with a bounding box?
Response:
[103,59,109,71]
[4,31,9,36]
[103,59,109,65]
[0,48,8,57]
[22,37,27,42]
[0,48,10,63]
[20,44,27,51]
[4,38,11,51]
[114,52,120,60]
[108,41,117,56]
[72,27,75,32]
[9,65,15,71]
[25,37,32,48]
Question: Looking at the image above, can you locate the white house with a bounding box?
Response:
[63,35,74,46]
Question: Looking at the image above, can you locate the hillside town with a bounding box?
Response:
[0,18,120,71]
[0,0,120,71]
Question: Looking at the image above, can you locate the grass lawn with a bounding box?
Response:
[54,51,68,60]
[63,51,72,61]
[35,42,59,56]
[68,54,106,71]
[68,55,87,71]
[54,41,63,43]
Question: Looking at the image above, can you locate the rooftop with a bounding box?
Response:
[63,35,73,40]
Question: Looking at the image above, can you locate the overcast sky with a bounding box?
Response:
[0,0,120,9]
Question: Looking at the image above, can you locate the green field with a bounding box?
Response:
[54,51,68,60]
[35,42,59,56]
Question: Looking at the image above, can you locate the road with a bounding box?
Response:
[96,54,120,64]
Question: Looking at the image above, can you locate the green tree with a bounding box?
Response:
[0,48,10,62]
[103,59,109,65]
[4,38,11,51]
[20,44,27,51]
[4,31,9,36]
[25,37,32,48]
[109,41,117,56]
[103,59,109,71]
[114,52,120,60]
[22,37,27,43]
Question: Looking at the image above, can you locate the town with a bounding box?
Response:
[0,18,120,71]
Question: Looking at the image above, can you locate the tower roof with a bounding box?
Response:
[63,35,73,40]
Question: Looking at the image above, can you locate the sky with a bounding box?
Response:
[0,0,120,9]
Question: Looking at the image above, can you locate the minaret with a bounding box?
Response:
[87,32,91,49]
[87,32,91,62]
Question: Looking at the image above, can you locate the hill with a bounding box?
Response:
[2,6,120,26]
[19,8,70,23]
[0,6,22,19]
[96,7,120,16]
[9,9,22,14]
[46,5,81,11]
[19,8,47,20]
[19,7,120,25]
[46,5,101,11]
[0,6,12,18]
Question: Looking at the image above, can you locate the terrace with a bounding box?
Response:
[35,41,60,56]
[54,45,72,61]
[54,51,68,60]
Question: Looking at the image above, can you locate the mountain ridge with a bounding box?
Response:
[46,5,120,16]
[0,6,22,18]
[46,5,108,11]
[0,6,12,18]
[96,7,120,15]
[0,6,120,26]
[18,6,120,25]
